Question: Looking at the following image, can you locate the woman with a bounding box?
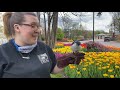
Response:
[0,12,85,78]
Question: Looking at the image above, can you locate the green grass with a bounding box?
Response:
[50,72,66,78]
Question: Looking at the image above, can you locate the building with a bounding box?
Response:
[96,33,110,39]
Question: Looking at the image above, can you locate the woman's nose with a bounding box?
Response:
[34,28,41,33]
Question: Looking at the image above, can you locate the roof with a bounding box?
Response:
[96,33,106,36]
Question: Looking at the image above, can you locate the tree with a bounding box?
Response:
[51,12,58,48]
[36,12,42,40]
[71,22,79,30]
[56,28,64,40]
[71,12,88,25]
[47,12,53,46]
[62,15,72,28]
[60,13,73,38]
[43,12,47,44]
[36,12,41,23]
[110,12,120,32]
[41,12,58,48]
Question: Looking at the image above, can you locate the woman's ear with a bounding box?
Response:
[14,24,20,32]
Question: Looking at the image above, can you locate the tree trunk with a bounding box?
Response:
[36,12,42,41]
[51,12,58,48]
[47,12,54,47]
[37,12,40,23]
[43,12,47,44]
[48,12,51,46]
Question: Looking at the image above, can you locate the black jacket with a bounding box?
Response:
[0,40,56,78]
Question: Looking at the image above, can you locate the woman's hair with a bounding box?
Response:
[3,12,37,40]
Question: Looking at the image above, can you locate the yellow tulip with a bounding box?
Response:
[96,63,99,66]
[82,68,86,71]
[115,66,119,68]
[102,67,107,69]
[103,74,108,77]
[77,71,80,74]
[108,69,113,72]
[106,66,110,68]
[110,75,114,78]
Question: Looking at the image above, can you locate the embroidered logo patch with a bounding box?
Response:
[37,53,49,64]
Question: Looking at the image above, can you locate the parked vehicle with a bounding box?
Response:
[104,36,111,42]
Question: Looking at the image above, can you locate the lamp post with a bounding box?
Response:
[93,12,102,43]
[93,12,95,43]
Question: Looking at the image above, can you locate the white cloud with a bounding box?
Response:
[79,12,112,32]
[58,12,112,33]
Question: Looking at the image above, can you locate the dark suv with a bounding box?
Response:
[104,37,111,42]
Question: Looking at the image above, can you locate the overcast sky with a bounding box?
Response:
[58,12,112,33]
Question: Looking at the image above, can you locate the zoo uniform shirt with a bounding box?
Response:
[0,39,56,78]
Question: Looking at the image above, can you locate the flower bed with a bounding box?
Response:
[52,41,120,78]
[84,41,120,52]
[64,52,120,78]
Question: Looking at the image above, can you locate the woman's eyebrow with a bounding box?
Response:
[30,22,39,24]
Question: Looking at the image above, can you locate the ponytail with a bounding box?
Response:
[3,12,13,40]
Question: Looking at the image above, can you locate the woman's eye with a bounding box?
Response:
[31,25,36,28]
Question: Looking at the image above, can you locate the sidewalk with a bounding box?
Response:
[61,39,120,48]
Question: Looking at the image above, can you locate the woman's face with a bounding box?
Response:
[15,14,41,45]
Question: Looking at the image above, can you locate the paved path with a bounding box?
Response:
[63,39,120,48]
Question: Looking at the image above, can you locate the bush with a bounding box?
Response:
[57,28,64,40]
[84,41,113,52]
[116,34,120,42]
